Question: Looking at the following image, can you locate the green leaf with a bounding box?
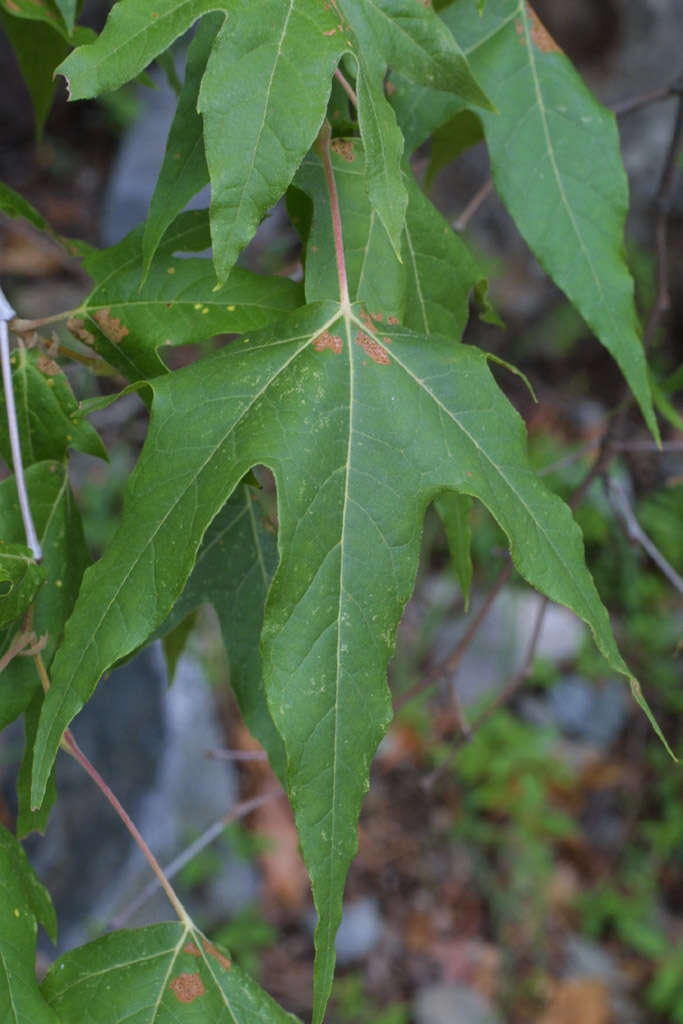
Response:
[71,210,304,380]
[32,296,668,1018]
[0,347,107,467]
[424,110,484,191]
[161,611,197,684]
[16,691,58,837]
[402,171,484,338]
[0,462,89,732]
[142,14,220,279]
[441,0,658,438]
[197,0,349,283]
[0,10,70,138]
[388,70,465,153]
[53,0,77,33]
[0,823,59,1024]
[0,0,65,34]
[55,0,220,98]
[435,492,473,609]
[151,484,286,784]
[295,144,406,315]
[354,59,407,258]
[0,545,45,629]
[338,0,492,105]
[41,923,300,1023]
[0,180,93,259]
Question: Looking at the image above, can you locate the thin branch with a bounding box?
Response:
[334,67,358,109]
[421,595,549,790]
[0,287,41,560]
[108,788,283,930]
[612,74,683,117]
[61,728,193,928]
[643,89,683,350]
[0,629,45,673]
[607,475,683,596]
[394,557,514,712]
[10,310,78,333]
[316,119,351,310]
[453,178,493,232]
[206,747,269,762]
[31,648,192,927]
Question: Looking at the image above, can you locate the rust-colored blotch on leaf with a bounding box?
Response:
[170,972,205,1003]
[313,330,343,354]
[67,318,95,347]
[355,331,390,366]
[517,3,562,54]
[330,138,355,162]
[93,308,130,344]
[203,938,231,972]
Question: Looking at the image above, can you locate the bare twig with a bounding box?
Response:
[421,596,548,789]
[108,788,283,930]
[394,558,514,712]
[612,74,683,117]
[334,67,358,109]
[206,747,269,762]
[607,475,683,596]
[62,728,193,928]
[453,178,493,232]
[0,286,41,560]
[642,89,683,350]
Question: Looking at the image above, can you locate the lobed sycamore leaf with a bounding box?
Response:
[0,823,59,1024]
[440,0,658,438]
[31,293,666,1018]
[0,347,107,467]
[57,0,491,281]
[69,210,304,380]
[41,923,300,1023]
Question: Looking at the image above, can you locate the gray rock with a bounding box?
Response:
[433,588,585,708]
[563,934,644,1024]
[101,54,209,246]
[413,982,503,1024]
[334,897,384,965]
[549,676,628,749]
[22,646,255,954]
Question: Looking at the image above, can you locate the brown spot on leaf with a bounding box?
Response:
[387,315,399,326]
[330,138,355,162]
[4,0,20,12]
[355,331,390,365]
[183,942,201,957]
[93,308,129,344]
[203,938,231,972]
[36,355,61,376]
[369,312,384,322]
[170,973,205,1003]
[521,4,562,53]
[323,27,336,35]
[66,318,95,347]
[313,330,343,354]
